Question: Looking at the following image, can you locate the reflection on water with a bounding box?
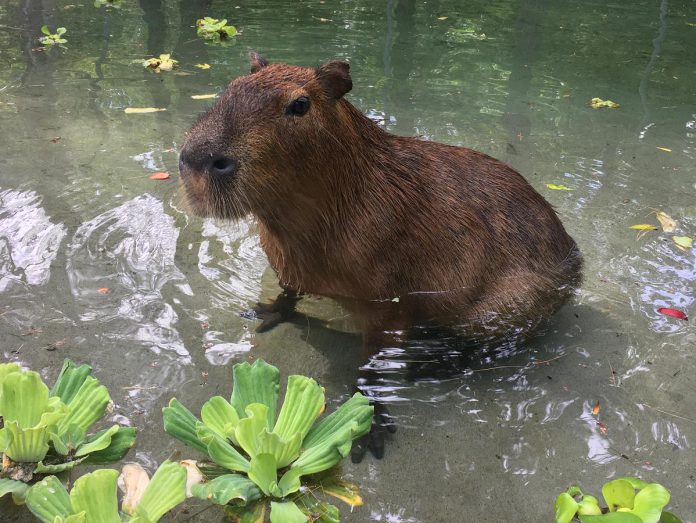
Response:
[1,0,695,521]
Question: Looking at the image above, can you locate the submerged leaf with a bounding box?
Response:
[629,224,658,231]
[149,171,170,180]
[656,147,672,153]
[657,308,688,321]
[194,63,211,69]
[124,107,166,114]
[546,184,573,191]
[590,97,620,109]
[672,236,693,250]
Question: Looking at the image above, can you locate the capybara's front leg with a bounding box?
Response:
[242,288,302,332]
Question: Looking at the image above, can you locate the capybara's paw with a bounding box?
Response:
[350,401,396,462]
[240,290,301,333]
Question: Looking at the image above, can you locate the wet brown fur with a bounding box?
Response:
[179,56,582,346]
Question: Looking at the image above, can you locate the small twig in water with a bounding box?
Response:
[642,403,696,425]
[471,353,566,373]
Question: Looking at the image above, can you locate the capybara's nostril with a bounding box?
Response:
[210,155,236,177]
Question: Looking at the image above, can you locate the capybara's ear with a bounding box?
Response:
[249,52,269,73]
[316,60,352,99]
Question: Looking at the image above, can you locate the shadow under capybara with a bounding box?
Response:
[179,53,582,351]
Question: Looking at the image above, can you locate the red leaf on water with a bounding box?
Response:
[149,171,170,180]
[657,307,688,321]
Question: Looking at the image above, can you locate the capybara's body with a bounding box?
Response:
[179,55,581,342]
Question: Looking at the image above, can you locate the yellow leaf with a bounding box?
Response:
[545,183,572,191]
[194,63,211,69]
[320,480,364,507]
[629,224,658,231]
[191,94,217,100]
[124,107,166,114]
[590,97,620,109]
[655,211,676,232]
[656,146,672,152]
[673,236,693,250]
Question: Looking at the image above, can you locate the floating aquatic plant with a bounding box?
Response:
[141,54,178,73]
[555,478,682,523]
[0,360,136,502]
[38,26,67,47]
[196,17,238,41]
[24,460,186,522]
[163,359,373,522]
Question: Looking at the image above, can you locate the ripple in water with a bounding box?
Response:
[66,194,190,360]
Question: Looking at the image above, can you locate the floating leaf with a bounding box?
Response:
[656,308,688,321]
[149,172,170,180]
[629,224,658,231]
[656,147,672,153]
[672,236,693,250]
[194,63,211,69]
[590,97,620,109]
[602,478,636,512]
[142,54,178,72]
[592,401,600,416]
[655,211,676,232]
[546,184,572,191]
[124,108,166,114]
[579,513,642,522]
[191,94,217,100]
[630,483,670,523]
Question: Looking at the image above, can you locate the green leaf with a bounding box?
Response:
[74,424,119,457]
[0,477,29,502]
[34,458,85,474]
[248,453,280,497]
[25,476,73,523]
[132,460,187,522]
[257,429,302,468]
[163,398,208,454]
[50,360,92,405]
[616,478,649,490]
[56,27,66,35]
[270,501,307,523]
[603,479,637,511]
[660,511,684,523]
[190,474,262,506]
[273,375,324,443]
[630,483,670,523]
[51,424,86,455]
[577,496,602,516]
[55,376,110,435]
[231,359,280,428]
[555,492,579,523]
[546,183,573,191]
[672,236,693,249]
[40,25,51,35]
[201,396,240,444]
[63,514,86,523]
[0,369,51,427]
[201,428,250,472]
[277,468,302,497]
[235,404,270,458]
[4,421,51,462]
[580,514,643,523]
[69,469,120,523]
[292,393,372,476]
[81,426,136,464]
[294,492,340,523]
[0,363,22,404]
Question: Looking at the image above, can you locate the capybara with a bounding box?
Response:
[179,53,582,350]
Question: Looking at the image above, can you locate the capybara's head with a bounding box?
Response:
[179,53,354,220]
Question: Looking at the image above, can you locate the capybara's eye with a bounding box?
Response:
[288,96,310,116]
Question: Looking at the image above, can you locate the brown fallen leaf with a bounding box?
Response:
[592,400,600,416]
[149,172,170,180]
[124,107,166,114]
[655,211,676,232]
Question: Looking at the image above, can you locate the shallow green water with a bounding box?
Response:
[1,0,695,521]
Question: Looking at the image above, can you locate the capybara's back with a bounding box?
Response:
[178,55,581,340]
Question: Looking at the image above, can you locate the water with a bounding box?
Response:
[1,0,695,521]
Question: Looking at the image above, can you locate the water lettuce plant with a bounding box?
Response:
[38,26,67,46]
[141,54,178,73]
[196,17,238,40]
[24,460,186,522]
[163,359,373,522]
[0,360,136,499]
[555,478,682,523]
